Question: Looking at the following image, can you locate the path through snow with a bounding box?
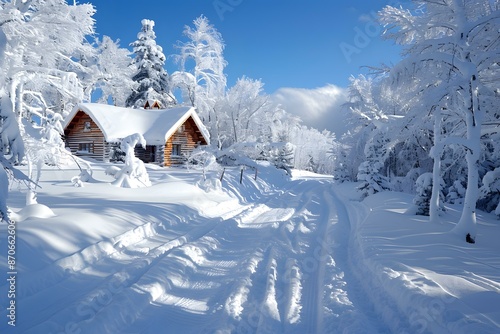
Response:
[1,166,390,333]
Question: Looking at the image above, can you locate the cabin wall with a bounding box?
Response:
[164,117,207,166]
[64,110,109,161]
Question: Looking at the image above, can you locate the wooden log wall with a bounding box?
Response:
[64,110,108,161]
[164,116,207,166]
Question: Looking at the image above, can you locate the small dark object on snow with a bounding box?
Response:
[466,233,475,244]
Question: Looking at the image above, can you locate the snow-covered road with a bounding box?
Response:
[3,164,499,333]
[2,167,387,333]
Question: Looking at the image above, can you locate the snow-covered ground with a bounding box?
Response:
[0,161,499,333]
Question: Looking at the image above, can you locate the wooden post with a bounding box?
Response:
[254,167,258,180]
[219,168,225,182]
[240,166,244,184]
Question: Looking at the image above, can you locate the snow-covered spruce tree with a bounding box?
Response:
[173,15,227,146]
[340,75,396,183]
[342,76,393,196]
[380,0,500,241]
[414,172,445,216]
[357,132,391,198]
[332,144,351,183]
[271,142,295,175]
[126,19,176,109]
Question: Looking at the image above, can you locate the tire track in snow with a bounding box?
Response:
[328,187,396,333]
[231,180,331,333]
[85,206,278,333]
[295,188,334,334]
[21,206,248,333]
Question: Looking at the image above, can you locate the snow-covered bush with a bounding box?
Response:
[215,144,260,169]
[187,147,219,172]
[215,141,295,176]
[112,133,151,188]
[71,176,84,188]
[478,168,500,217]
[187,148,222,188]
[197,178,222,192]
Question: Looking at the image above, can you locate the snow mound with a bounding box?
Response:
[197,177,222,192]
[10,203,56,222]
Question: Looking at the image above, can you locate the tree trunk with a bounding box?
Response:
[453,77,482,240]
[430,107,442,223]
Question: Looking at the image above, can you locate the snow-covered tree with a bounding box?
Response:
[217,76,273,148]
[170,71,196,106]
[0,0,95,118]
[289,125,337,174]
[414,172,445,216]
[380,0,500,240]
[341,75,390,181]
[357,132,391,198]
[0,0,96,220]
[126,19,176,109]
[333,145,351,182]
[271,142,295,175]
[95,36,135,106]
[173,15,227,142]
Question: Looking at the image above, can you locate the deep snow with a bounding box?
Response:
[0,161,499,333]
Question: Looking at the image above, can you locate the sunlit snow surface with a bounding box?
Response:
[0,162,499,333]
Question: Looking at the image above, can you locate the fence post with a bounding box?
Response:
[240,166,244,184]
[220,168,225,182]
[254,167,258,181]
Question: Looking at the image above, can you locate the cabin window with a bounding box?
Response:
[83,121,91,132]
[172,144,182,156]
[78,143,93,153]
[177,124,185,133]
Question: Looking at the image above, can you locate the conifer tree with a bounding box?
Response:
[126,19,175,109]
[414,173,445,216]
[357,133,391,198]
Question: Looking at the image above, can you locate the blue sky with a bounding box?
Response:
[89,0,403,92]
[88,0,406,133]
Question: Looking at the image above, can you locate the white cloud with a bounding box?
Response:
[271,84,348,137]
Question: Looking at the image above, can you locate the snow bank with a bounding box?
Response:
[335,184,500,333]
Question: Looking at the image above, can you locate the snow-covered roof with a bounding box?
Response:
[64,103,210,145]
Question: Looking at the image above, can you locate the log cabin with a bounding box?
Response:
[63,103,210,166]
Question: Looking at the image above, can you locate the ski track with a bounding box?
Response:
[13,176,392,333]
